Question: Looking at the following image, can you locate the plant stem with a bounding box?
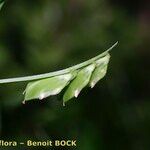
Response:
[0,1,4,10]
[0,42,118,84]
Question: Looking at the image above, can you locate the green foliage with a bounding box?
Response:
[23,51,111,105]
[0,0,118,105]
[0,0,149,149]
[0,42,117,104]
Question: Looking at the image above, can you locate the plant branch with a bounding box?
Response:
[0,42,118,84]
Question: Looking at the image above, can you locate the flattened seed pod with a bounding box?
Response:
[90,54,110,88]
[23,73,76,103]
[63,64,95,103]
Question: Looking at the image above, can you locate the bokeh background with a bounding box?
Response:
[0,0,150,149]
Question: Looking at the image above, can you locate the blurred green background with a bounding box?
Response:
[0,0,150,149]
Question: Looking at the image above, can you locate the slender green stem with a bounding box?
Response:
[0,42,118,84]
[0,1,4,10]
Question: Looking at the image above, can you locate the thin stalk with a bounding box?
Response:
[0,1,4,10]
[0,42,118,84]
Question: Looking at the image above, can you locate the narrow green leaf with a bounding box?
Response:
[90,54,110,88]
[23,73,76,103]
[63,64,95,103]
[0,1,4,10]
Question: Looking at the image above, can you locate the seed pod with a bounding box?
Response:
[24,73,76,102]
[63,64,95,103]
[90,54,110,88]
